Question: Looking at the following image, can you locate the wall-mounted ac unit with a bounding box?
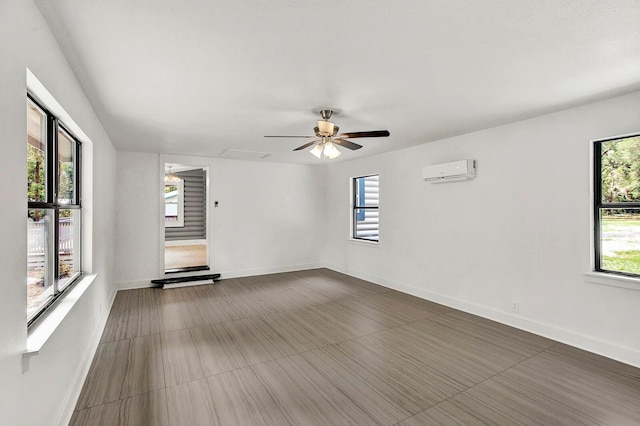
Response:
[422,159,476,183]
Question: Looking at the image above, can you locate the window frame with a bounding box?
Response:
[593,133,640,278]
[27,94,83,327]
[351,174,379,243]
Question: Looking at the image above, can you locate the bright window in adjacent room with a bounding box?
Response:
[352,174,379,242]
[27,96,82,325]
[164,179,184,228]
[594,134,640,277]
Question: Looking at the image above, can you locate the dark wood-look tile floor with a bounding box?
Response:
[71,269,640,425]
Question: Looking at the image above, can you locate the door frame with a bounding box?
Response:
[158,155,212,276]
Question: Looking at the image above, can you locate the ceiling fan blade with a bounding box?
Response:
[264,135,316,138]
[339,130,390,139]
[293,139,320,151]
[333,138,362,150]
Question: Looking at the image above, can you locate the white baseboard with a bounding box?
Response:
[56,288,117,426]
[326,263,640,369]
[116,263,324,290]
[117,279,157,290]
[219,263,323,279]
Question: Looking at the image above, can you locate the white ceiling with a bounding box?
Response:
[35,0,640,164]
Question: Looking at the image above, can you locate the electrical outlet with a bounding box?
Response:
[511,301,519,313]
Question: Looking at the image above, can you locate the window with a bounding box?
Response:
[27,96,82,325]
[352,174,379,242]
[164,179,184,228]
[594,134,640,277]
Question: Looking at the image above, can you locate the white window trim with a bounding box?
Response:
[349,237,380,247]
[350,174,380,243]
[584,272,640,291]
[25,273,99,360]
[27,69,91,329]
[590,132,640,285]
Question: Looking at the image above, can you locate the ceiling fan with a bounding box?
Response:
[264,110,390,159]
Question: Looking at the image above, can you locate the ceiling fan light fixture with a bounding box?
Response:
[164,166,181,183]
[310,141,341,160]
[265,109,389,156]
[317,120,335,136]
[310,144,323,158]
[323,141,341,159]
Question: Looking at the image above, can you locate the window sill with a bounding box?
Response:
[349,238,380,247]
[584,272,640,291]
[25,273,98,358]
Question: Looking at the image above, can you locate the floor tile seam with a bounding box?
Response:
[517,341,584,372]
[409,316,556,361]
[293,274,393,292]
[83,315,549,414]
[106,340,135,410]
[105,297,369,341]
[291,278,352,300]
[438,358,614,426]
[313,315,489,423]
[103,279,394,338]
[299,311,446,354]
[188,320,252,376]
[323,294,454,333]
[99,310,269,343]
[543,341,608,360]
[533,343,640,388]
[437,311,557,352]
[161,334,340,389]
[160,347,310,392]
[99,296,378,352]
[185,298,363,331]
[355,308,458,336]
[291,341,415,425]
[282,275,393,300]
[161,386,172,426]
[99,286,443,355]
[251,312,327,358]
[253,322,396,426]
[330,296,402,323]
[94,331,170,394]
[161,322,409,392]
[289,317,427,362]
[163,380,172,426]
[156,327,169,392]
[390,346,555,425]
[75,387,163,412]
[237,348,382,426]
[97,291,453,377]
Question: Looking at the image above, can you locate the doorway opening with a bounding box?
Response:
[164,163,209,273]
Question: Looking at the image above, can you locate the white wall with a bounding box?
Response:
[0,1,117,425]
[115,152,161,285]
[322,90,640,367]
[116,93,640,368]
[3,2,637,425]
[115,152,325,287]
